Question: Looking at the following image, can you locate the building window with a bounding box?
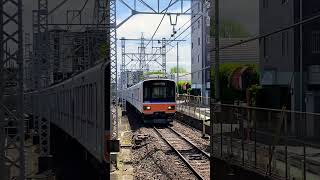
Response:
[263,0,268,8]
[192,42,193,49]
[198,20,200,29]
[198,54,200,63]
[282,31,289,56]
[312,31,320,54]
[198,37,200,45]
[281,0,288,4]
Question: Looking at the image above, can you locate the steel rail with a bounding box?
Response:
[153,127,206,180]
[167,126,210,158]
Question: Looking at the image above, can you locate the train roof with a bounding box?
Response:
[143,78,175,82]
[125,78,176,90]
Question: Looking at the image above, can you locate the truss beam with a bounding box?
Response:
[35,0,50,157]
[117,0,200,28]
[0,0,25,179]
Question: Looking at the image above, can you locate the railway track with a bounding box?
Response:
[154,126,210,180]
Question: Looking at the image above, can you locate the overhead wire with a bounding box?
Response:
[147,4,203,66]
[209,8,320,52]
[132,0,202,71]
[67,0,89,30]
[145,0,174,48]
[150,14,201,63]
[175,3,320,91]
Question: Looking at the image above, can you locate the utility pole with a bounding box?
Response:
[214,0,220,102]
[177,42,179,85]
[211,0,220,178]
[299,1,306,179]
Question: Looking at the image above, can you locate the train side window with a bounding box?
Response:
[93,83,97,149]
[81,86,84,117]
[87,85,90,122]
[80,86,83,138]
[75,88,77,119]
[76,87,79,135]
[69,90,71,119]
[84,85,87,122]
[85,85,88,135]
[63,91,65,119]
[137,88,140,101]
[56,93,58,119]
[89,84,93,125]
[85,85,88,126]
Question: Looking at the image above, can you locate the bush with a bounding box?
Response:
[211,63,259,103]
[247,84,262,106]
[177,81,191,94]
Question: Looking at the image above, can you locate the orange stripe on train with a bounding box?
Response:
[143,103,176,114]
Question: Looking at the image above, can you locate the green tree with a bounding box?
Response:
[144,71,164,76]
[170,67,187,74]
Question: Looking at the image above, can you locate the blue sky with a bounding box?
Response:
[116,0,192,73]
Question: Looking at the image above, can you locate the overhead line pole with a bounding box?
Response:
[177,42,179,84]
[211,0,220,179]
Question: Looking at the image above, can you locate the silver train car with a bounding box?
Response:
[124,79,176,124]
[26,63,113,163]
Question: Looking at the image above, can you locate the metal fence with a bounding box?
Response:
[211,102,320,180]
[176,94,210,122]
[176,95,320,179]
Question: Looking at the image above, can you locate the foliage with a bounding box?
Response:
[177,81,191,94]
[170,67,188,74]
[247,84,262,106]
[144,71,164,76]
[210,63,259,103]
[210,18,251,38]
[99,42,109,58]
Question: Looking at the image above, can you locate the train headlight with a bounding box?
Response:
[144,106,151,110]
[168,106,175,110]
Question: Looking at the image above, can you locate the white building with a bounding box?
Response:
[191,0,210,97]
[191,0,259,97]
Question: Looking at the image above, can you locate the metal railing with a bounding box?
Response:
[176,95,320,180]
[176,94,210,121]
[210,102,320,180]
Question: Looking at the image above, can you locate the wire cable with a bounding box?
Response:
[145,0,174,48]
[210,10,320,52]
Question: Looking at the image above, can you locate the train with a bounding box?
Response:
[124,79,177,124]
[24,63,114,164]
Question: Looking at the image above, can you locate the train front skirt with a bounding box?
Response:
[142,112,175,124]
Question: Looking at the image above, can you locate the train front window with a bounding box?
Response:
[143,81,175,102]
